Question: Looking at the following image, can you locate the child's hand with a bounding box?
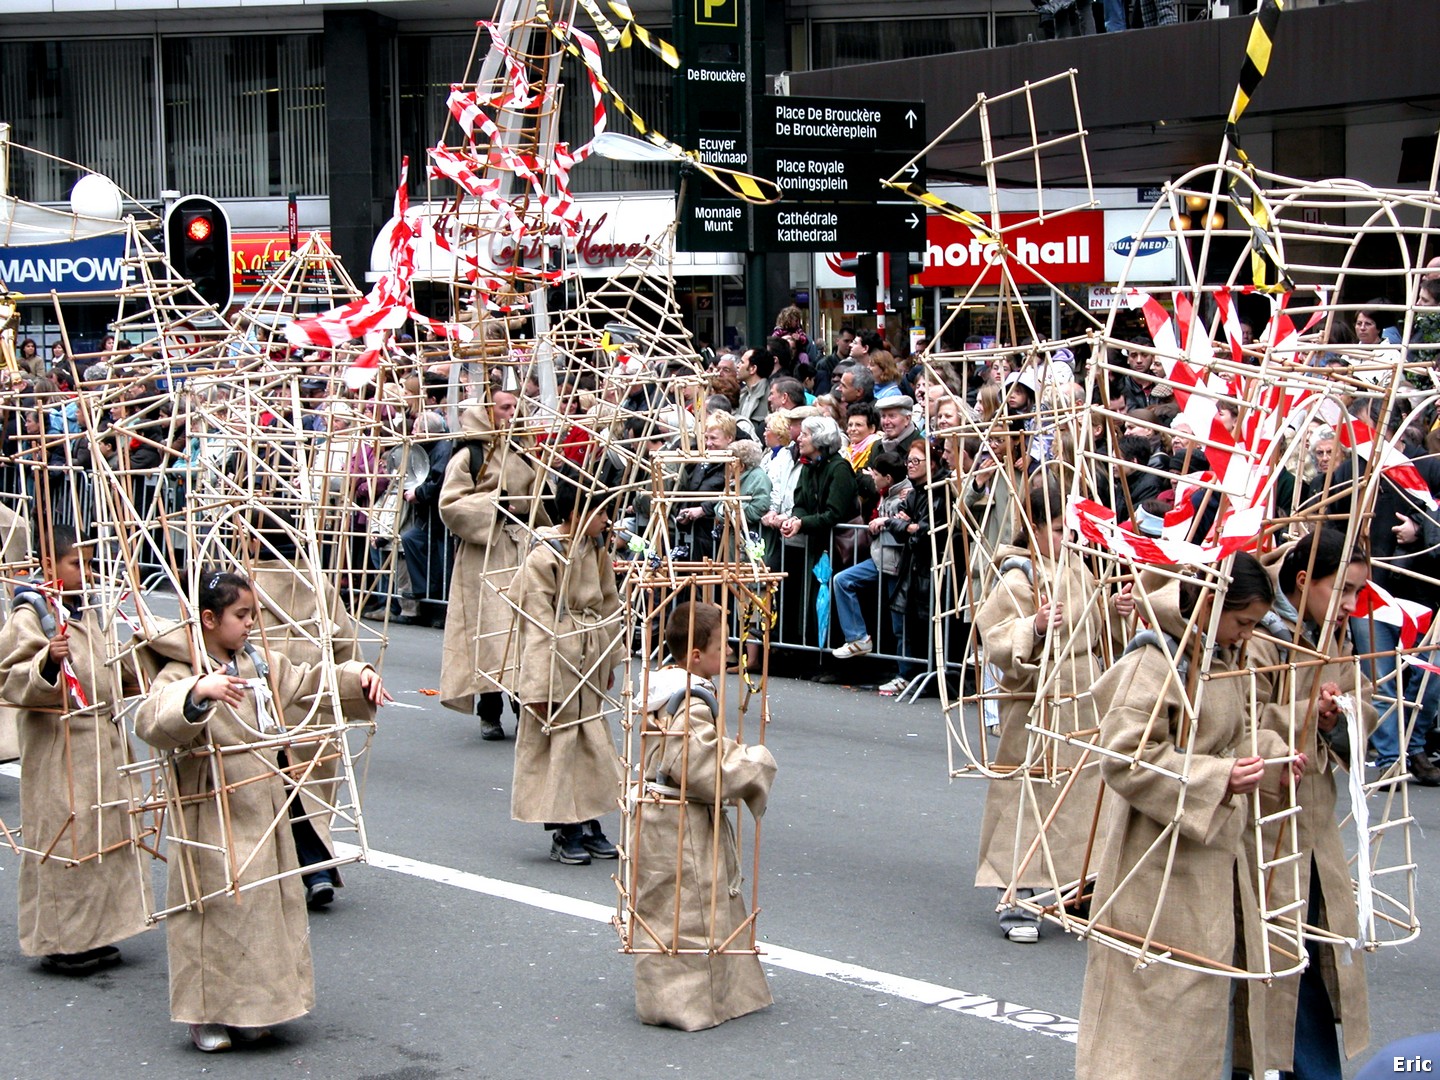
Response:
[1290,752,1309,781]
[47,633,70,663]
[361,668,392,706]
[1316,681,1342,733]
[1035,598,1064,635]
[1227,755,1266,795]
[194,673,248,707]
[1112,582,1135,618]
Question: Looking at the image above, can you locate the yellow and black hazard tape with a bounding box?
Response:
[575,0,681,69]
[538,0,778,204]
[1223,0,1291,292]
[1225,0,1283,134]
[883,181,996,242]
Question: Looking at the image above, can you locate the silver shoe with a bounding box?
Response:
[189,1024,232,1052]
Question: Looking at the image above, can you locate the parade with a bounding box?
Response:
[1,0,1438,1077]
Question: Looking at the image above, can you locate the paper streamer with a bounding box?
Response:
[1336,692,1373,946]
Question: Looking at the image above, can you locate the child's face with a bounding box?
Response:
[202,589,256,654]
[47,548,85,594]
[580,507,610,539]
[689,633,726,680]
[1301,561,1369,629]
[1210,597,1272,648]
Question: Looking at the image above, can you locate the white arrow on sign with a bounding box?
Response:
[905,213,919,229]
[905,109,918,128]
[903,162,919,179]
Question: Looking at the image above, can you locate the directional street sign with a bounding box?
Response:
[753,202,926,253]
[756,97,927,154]
[749,95,928,254]
[681,199,751,253]
[756,149,921,204]
[674,0,756,253]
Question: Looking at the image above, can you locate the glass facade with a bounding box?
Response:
[397,29,674,198]
[162,35,327,198]
[0,38,158,202]
[810,13,1041,68]
[0,34,328,203]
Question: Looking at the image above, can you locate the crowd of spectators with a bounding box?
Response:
[9,282,1440,732]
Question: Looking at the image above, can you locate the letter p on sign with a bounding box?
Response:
[696,0,737,27]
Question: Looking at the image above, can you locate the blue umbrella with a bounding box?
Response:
[812,551,833,647]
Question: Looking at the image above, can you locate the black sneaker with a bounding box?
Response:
[580,820,618,859]
[549,825,591,865]
[41,946,120,975]
[306,882,336,910]
[479,716,505,741]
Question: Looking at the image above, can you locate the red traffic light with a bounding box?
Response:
[185,215,213,243]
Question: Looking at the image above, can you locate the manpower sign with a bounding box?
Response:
[0,235,130,293]
[920,211,1105,287]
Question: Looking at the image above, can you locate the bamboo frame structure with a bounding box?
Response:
[913,86,1439,980]
[615,456,780,964]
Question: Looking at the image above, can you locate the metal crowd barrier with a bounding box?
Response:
[7,458,965,698]
[757,521,964,698]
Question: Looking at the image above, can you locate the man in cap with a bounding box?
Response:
[877,396,921,458]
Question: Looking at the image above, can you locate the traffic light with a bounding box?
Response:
[165,195,233,311]
[840,253,877,311]
[887,251,925,316]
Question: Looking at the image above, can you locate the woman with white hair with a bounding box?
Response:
[760,412,802,568]
[778,416,859,647]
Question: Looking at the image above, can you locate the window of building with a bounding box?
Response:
[397,29,673,200]
[810,16,988,68]
[162,34,327,199]
[994,13,1044,45]
[0,38,158,203]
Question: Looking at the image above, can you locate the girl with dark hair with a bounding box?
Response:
[973,486,1133,942]
[511,479,625,865]
[136,569,387,1052]
[1077,551,1299,1080]
[1251,530,1375,1077]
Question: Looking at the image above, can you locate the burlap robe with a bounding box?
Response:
[0,500,33,761]
[1076,576,1269,1080]
[511,528,624,824]
[135,624,375,1027]
[250,561,365,870]
[0,600,152,956]
[1250,604,1374,1068]
[438,407,551,713]
[631,668,777,1030]
[973,547,1111,893]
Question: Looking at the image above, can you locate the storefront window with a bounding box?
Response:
[162,34,327,199]
[0,39,158,202]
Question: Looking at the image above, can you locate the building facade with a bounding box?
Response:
[1,0,1433,351]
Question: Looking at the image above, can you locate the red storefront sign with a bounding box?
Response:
[919,210,1105,287]
[231,231,333,294]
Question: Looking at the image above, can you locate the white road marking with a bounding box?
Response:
[0,760,1079,1044]
[337,842,1080,1044]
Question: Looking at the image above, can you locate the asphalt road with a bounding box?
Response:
[1,619,1437,1080]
